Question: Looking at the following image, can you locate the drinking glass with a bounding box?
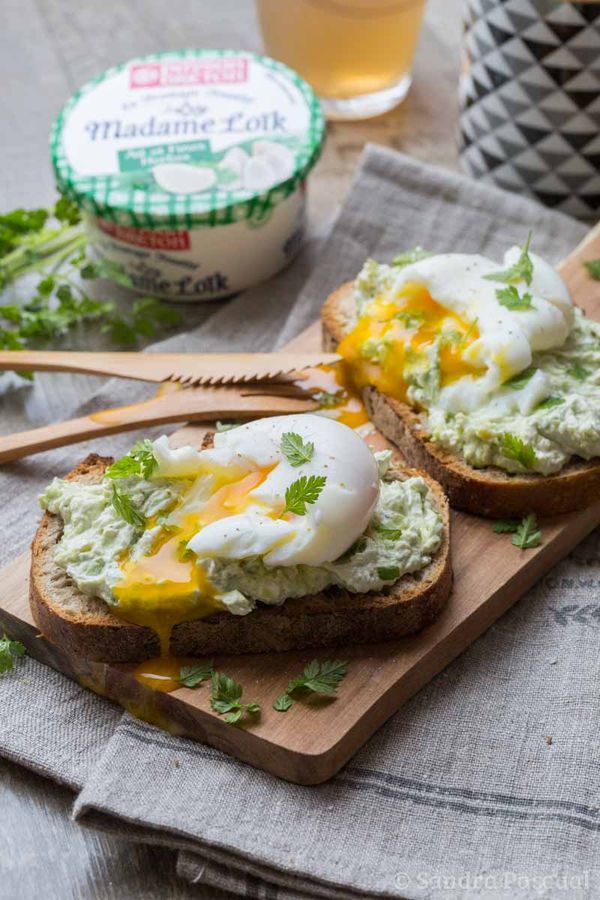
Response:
[255,0,427,120]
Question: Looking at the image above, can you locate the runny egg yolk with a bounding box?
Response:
[112,465,275,658]
[337,282,481,404]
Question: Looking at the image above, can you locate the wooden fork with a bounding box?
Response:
[0,383,317,464]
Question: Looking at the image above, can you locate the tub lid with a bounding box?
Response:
[51,49,325,228]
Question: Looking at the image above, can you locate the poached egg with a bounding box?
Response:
[112,415,380,633]
[339,247,573,414]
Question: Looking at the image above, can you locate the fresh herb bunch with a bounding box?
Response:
[0,196,181,376]
[0,633,26,675]
[273,659,348,712]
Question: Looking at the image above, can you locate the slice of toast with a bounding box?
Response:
[30,450,452,663]
[322,282,600,518]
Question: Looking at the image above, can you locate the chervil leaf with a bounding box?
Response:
[282,474,326,516]
[210,671,260,725]
[377,566,401,581]
[567,362,589,381]
[496,285,533,311]
[512,513,542,550]
[277,660,348,712]
[505,366,537,390]
[501,433,537,470]
[484,233,534,286]
[106,440,158,480]
[584,259,600,281]
[537,395,563,410]
[273,693,294,712]
[281,431,315,467]
[110,483,146,529]
[492,519,520,534]
[391,247,434,268]
[0,633,25,675]
[179,660,214,688]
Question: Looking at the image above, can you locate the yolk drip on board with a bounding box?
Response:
[114,463,274,692]
[337,282,481,404]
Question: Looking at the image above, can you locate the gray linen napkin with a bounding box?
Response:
[1,145,598,899]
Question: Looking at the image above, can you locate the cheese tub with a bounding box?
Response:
[51,50,325,301]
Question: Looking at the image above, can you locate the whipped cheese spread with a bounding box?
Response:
[340,244,600,475]
[39,417,443,626]
[51,50,325,300]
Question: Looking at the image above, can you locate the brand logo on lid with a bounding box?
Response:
[129,58,249,89]
[98,219,190,250]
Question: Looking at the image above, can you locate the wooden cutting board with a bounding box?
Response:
[1,226,599,785]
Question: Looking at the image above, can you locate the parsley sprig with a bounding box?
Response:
[273,659,348,712]
[179,660,214,688]
[210,671,261,724]
[280,431,314,467]
[106,440,158,480]
[282,474,326,516]
[496,285,533,311]
[0,633,25,675]
[110,483,146,529]
[484,232,534,286]
[501,433,538,470]
[492,514,542,550]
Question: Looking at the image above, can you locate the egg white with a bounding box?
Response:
[392,249,573,413]
[154,415,380,568]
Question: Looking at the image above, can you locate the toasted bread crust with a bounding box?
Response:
[322,282,600,517]
[30,451,452,663]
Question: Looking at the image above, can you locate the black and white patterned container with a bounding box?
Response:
[460,0,600,220]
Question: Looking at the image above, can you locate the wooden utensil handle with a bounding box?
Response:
[0,350,166,382]
[0,392,198,462]
[0,387,314,463]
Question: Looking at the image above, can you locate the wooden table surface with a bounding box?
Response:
[0,1,461,896]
